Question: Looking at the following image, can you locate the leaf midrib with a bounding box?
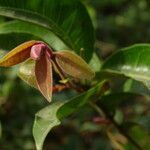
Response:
[0,6,75,50]
[102,69,150,81]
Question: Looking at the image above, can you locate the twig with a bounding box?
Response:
[52,62,143,150]
[89,101,105,117]
[53,56,84,92]
[89,101,143,150]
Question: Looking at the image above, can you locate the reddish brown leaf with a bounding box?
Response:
[54,51,95,80]
[0,40,37,67]
[51,59,65,80]
[35,53,53,102]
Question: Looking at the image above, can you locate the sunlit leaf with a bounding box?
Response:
[0,40,36,67]
[0,21,69,51]
[18,59,37,89]
[101,44,150,89]
[55,51,95,80]
[35,54,53,102]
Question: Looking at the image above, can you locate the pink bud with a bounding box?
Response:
[30,43,52,60]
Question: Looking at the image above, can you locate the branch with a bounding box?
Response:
[89,102,143,150]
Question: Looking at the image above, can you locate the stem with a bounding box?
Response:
[53,57,81,92]
[53,56,84,92]
[52,60,143,149]
[89,101,105,117]
[51,57,66,80]
[89,102,143,150]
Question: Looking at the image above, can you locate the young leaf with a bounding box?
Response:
[18,59,38,89]
[51,59,65,80]
[35,54,53,102]
[0,40,36,67]
[55,51,95,80]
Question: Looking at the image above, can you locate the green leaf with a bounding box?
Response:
[138,115,150,132]
[0,0,94,61]
[32,101,64,150]
[95,73,150,96]
[102,44,150,89]
[0,21,69,50]
[0,5,73,50]
[33,81,105,150]
[99,92,149,114]
[89,52,102,72]
[127,125,150,149]
[0,121,2,138]
[123,79,150,96]
[18,59,37,89]
[0,49,6,58]
[0,33,36,51]
[99,93,136,112]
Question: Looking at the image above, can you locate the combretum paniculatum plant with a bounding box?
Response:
[0,40,95,102]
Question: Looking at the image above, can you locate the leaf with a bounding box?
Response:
[101,44,150,89]
[0,21,69,50]
[18,59,37,89]
[123,79,150,96]
[33,81,105,150]
[0,40,36,67]
[35,54,53,102]
[0,5,73,50]
[0,0,94,61]
[33,101,63,150]
[98,92,149,114]
[138,115,150,132]
[0,49,6,58]
[107,131,127,150]
[55,51,95,80]
[57,81,105,118]
[0,121,2,138]
[126,125,150,149]
[89,52,102,72]
[96,73,150,96]
[0,33,36,51]
[98,93,136,112]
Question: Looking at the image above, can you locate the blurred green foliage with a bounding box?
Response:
[87,0,150,46]
[0,0,150,150]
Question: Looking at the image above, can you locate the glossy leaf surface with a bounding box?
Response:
[0,0,94,61]
[0,40,36,67]
[0,33,35,51]
[102,44,150,89]
[0,21,69,50]
[33,81,105,150]
[55,51,95,80]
